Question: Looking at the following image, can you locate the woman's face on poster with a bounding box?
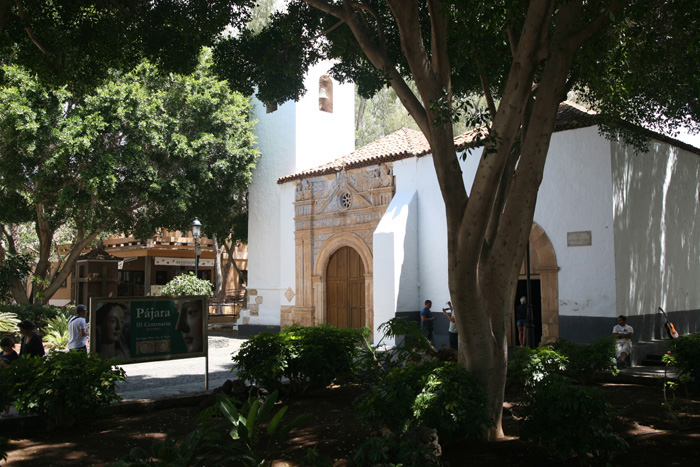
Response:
[100,306,124,345]
[176,301,203,352]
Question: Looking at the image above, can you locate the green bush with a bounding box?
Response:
[0,303,62,331]
[115,390,307,467]
[355,361,435,435]
[233,331,290,392]
[0,351,125,428]
[354,317,432,385]
[160,272,214,297]
[284,324,366,392]
[353,434,440,467]
[412,362,493,442]
[549,336,618,382]
[355,360,492,443]
[507,346,568,389]
[667,333,700,387]
[518,374,628,461]
[232,324,365,394]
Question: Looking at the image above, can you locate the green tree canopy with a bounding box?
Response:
[211,0,700,438]
[0,52,258,304]
[0,0,253,92]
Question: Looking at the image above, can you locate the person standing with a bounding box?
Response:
[515,297,528,347]
[420,299,437,345]
[613,315,634,367]
[18,320,45,358]
[442,301,458,350]
[68,304,89,352]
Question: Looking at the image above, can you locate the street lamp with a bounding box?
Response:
[192,218,202,277]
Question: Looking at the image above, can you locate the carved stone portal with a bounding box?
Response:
[292,164,394,336]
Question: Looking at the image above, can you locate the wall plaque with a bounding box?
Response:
[567,231,592,247]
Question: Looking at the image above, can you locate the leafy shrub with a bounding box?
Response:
[284,324,366,392]
[667,333,700,387]
[518,374,628,461]
[232,324,365,394]
[353,434,441,467]
[507,346,568,389]
[355,361,435,435]
[412,362,493,442]
[115,390,307,467]
[233,331,290,392]
[354,317,432,384]
[0,351,125,428]
[160,272,214,297]
[355,360,492,443]
[549,336,618,382]
[0,303,62,331]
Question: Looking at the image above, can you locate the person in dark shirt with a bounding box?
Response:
[0,336,18,367]
[18,320,45,358]
[420,300,437,345]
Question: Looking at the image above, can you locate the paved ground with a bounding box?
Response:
[115,333,247,401]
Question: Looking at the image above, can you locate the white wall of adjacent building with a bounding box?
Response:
[245,62,355,326]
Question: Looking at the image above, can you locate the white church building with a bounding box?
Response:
[238,63,700,350]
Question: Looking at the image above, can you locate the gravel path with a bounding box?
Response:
[115,334,247,401]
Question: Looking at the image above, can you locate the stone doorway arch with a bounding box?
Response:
[312,232,374,335]
[511,223,560,345]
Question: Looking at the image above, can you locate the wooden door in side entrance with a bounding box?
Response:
[326,246,365,329]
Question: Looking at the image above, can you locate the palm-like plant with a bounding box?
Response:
[0,312,19,334]
[44,313,70,350]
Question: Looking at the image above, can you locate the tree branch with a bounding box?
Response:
[428,0,450,95]
[15,0,55,57]
[475,55,497,120]
[568,0,630,51]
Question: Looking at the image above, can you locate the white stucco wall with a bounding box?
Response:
[388,126,617,322]
[246,62,354,326]
[246,98,296,325]
[612,140,700,320]
[279,183,297,308]
[391,157,451,310]
[295,62,356,171]
[373,189,419,344]
[535,126,617,318]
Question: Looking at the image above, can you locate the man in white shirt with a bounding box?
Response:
[612,315,633,367]
[68,304,89,352]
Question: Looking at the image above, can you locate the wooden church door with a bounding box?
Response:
[326,246,365,328]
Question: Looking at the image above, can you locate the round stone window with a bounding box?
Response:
[339,191,352,210]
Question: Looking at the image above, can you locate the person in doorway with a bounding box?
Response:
[515,297,528,347]
[175,300,204,353]
[18,320,45,358]
[420,300,437,345]
[68,304,89,352]
[442,301,458,350]
[613,315,634,368]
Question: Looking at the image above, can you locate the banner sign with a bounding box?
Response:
[154,257,215,267]
[89,296,208,364]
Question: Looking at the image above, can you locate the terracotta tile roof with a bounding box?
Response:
[277,128,431,184]
[277,101,693,184]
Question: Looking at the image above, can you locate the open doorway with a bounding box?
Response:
[515,279,542,347]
